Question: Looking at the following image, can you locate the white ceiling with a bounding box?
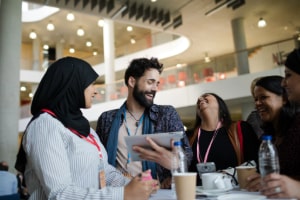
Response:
[22,0,300,67]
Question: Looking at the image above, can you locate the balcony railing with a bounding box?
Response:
[92,37,295,104]
[20,37,296,119]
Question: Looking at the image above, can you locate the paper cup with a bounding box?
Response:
[174,172,197,200]
[236,166,257,189]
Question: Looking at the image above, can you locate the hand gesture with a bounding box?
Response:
[124,170,159,200]
[132,137,174,170]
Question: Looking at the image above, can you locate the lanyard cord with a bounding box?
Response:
[68,128,103,159]
[41,109,103,159]
[197,121,221,163]
[124,111,144,136]
[124,110,144,163]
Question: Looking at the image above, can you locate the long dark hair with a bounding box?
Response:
[193,93,232,130]
[255,75,296,137]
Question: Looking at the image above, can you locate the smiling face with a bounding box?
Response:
[84,83,96,108]
[282,67,300,104]
[196,93,219,117]
[253,86,285,123]
[132,68,160,108]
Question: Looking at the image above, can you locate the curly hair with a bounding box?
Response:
[124,57,163,86]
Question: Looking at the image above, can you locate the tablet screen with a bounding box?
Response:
[124,131,183,161]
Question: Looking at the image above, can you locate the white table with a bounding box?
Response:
[149,188,296,200]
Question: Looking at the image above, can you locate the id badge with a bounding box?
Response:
[98,162,106,189]
[99,169,106,188]
[196,162,216,175]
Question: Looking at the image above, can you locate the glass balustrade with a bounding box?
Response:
[20,38,296,118]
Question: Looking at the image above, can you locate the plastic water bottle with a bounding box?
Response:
[258,135,280,177]
[171,141,187,196]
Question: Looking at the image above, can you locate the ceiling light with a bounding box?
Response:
[43,44,49,50]
[77,27,85,36]
[151,0,157,2]
[93,50,98,56]
[257,17,267,28]
[66,12,75,21]
[176,64,182,68]
[86,40,92,47]
[69,47,75,53]
[20,86,26,91]
[204,52,211,63]
[127,26,133,32]
[130,37,136,44]
[29,30,37,39]
[29,93,33,98]
[98,19,104,27]
[47,21,55,31]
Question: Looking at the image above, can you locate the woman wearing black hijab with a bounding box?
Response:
[15,57,158,200]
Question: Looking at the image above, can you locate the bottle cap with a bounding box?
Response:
[262,135,272,140]
[174,141,182,146]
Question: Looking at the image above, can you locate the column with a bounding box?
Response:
[56,41,63,60]
[231,18,252,123]
[0,0,22,171]
[103,19,115,101]
[231,18,249,75]
[32,38,40,71]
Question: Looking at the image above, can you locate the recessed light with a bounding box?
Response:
[77,27,85,36]
[47,21,55,31]
[98,19,104,27]
[127,26,133,32]
[29,30,37,39]
[66,12,75,21]
[86,41,92,47]
[69,47,75,53]
[20,86,26,91]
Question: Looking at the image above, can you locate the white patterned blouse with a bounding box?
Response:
[23,112,129,200]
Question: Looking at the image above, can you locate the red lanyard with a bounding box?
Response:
[197,121,221,163]
[41,109,103,159]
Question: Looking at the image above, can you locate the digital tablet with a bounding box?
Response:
[124,131,184,161]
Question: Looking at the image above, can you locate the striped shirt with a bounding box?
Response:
[23,113,129,200]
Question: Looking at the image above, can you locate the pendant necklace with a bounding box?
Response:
[127,109,143,127]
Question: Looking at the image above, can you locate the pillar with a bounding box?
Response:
[231,18,249,75]
[32,38,40,71]
[56,41,63,60]
[103,19,115,101]
[0,0,22,172]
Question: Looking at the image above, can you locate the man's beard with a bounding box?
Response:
[133,84,155,108]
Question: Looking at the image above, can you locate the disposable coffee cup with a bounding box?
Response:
[236,166,257,189]
[174,172,196,200]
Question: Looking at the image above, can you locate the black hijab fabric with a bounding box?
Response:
[31,56,98,137]
[15,57,98,173]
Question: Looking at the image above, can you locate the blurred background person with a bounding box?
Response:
[0,161,18,196]
[246,76,264,138]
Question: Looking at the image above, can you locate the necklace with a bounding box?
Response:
[127,110,143,127]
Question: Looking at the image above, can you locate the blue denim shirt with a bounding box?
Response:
[96,103,193,184]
